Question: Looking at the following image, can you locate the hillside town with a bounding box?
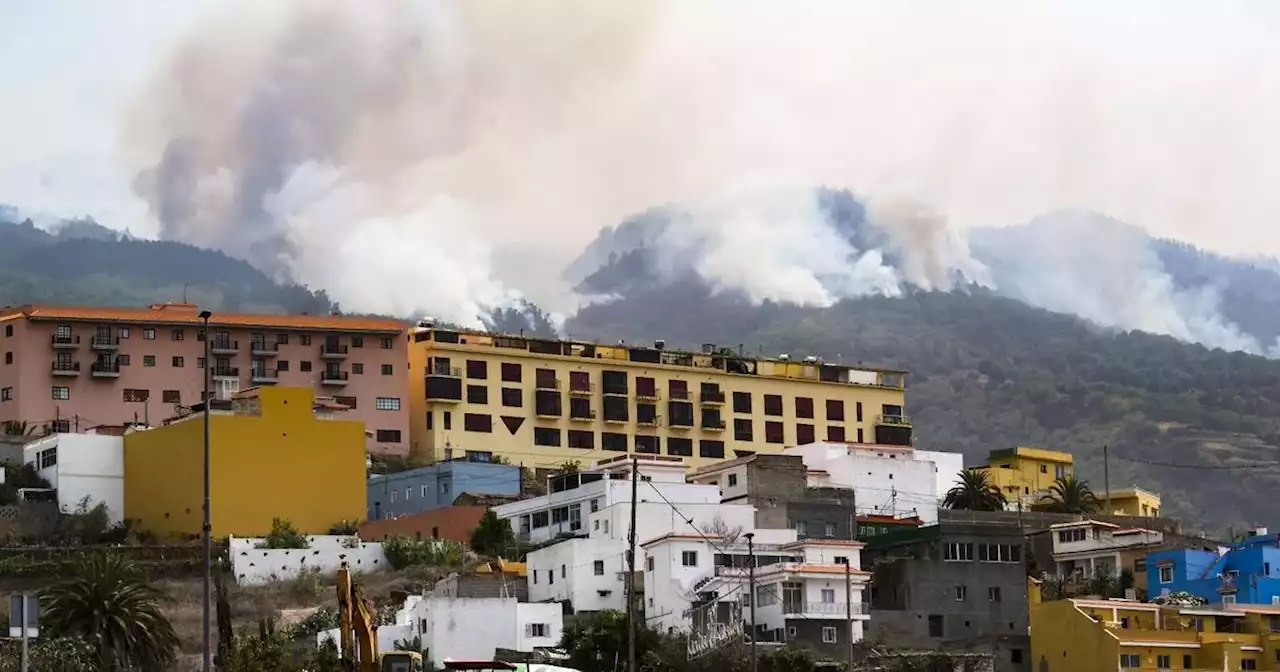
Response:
[0,302,1267,672]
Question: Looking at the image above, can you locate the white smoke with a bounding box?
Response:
[123,0,1280,353]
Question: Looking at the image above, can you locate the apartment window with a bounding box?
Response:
[381,337,394,349]
[300,335,312,346]
[382,364,394,376]
[824,522,836,537]
[1155,655,1170,669]
[467,385,488,404]
[827,426,846,442]
[464,413,492,433]
[667,437,693,457]
[526,623,548,638]
[143,355,155,367]
[988,587,1002,602]
[466,360,488,379]
[1184,655,1194,669]
[1119,654,1140,668]
[561,564,567,578]
[699,440,725,459]
[300,360,313,372]
[0,387,11,402]
[668,379,689,400]
[352,363,363,375]
[143,328,156,340]
[3,352,10,364]
[733,418,753,441]
[197,357,205,369]
[732,391,752,414]
[856,401,863,422]
[646,556,654,571]
[763,394,783,416]
[375,397,401,411]
[1040,465,1048,474]
[821,627,837,644]
[443,411,451,430]
[390,491,397,503]
[172,356,184,368]
[52,386,70,400]
[954,585,967,602]
[375,429,401,443]
[943,543,974,561]
[39,447,57,469]
[1159,565,1174,583]
[826,399,845,421]
[350,336,363,348]
[682,551,698,567]
[764,421,784,444]
[118,327,130,339]
[501,362,522,383]
[593,560,605,576]
[635,435,660,454]
[795,396,814,419]
[117,354,131,366]
[123,389,149,403]
[857,428,864,443]
[796,423,815,445]
[276,333,289,345]
[3,325,10,337]
[821,588,835,603]
[278,360,290,372]
[162,390,181,404]
[171,329,184,341]
[568,430,594,449]
[501,387,522,407]
[728,473,738,487]
[534,427,562,447]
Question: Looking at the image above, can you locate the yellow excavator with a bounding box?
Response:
[336,562,424,672]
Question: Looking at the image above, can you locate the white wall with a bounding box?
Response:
[229,535,387,586]
[527,537,628,612]
[413,596,562,667]
[687,463,750,501]
[23,433,124,523]
[917,450,964,501]
[590,501,756,545]
[786,442,944,523]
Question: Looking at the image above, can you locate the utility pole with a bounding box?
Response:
[626,455,638,672]
[18,593,29,672]
[845,512,855,672]
[745,532,757,672]
[1103,444,1111,515]
[199,309,213,672]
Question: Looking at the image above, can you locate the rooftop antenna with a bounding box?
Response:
[182,283,188,303]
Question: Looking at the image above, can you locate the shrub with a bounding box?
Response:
[256,518,310,549]
[381,536,464,570]
[328,520,359,535]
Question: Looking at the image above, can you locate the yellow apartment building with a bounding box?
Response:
[1032,598,1278,671]
[124,386,365,537]
[406,328,910,467]
[974,446,1075,505]
[1100,486,1163,518]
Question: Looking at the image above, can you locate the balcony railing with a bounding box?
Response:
[427,365,462,377]
[320,343,349,358]
[536,379,562,391]
[669,389,690,401]
[251,369,279,383]
[250,341,278,355]
[210,339,239,354]
[782,601,866,616]
[670,417,695,428]
[90,361,121,377]
[90,335,120,350]
[637,416,662,427]
[50,335,80,347]
[636,389,662,401]
[569,410,597,422]
[51,361,81,375]
[321,370,350,385]
[568,382,595,396]
[701,391,726,405]
[601,385,628,396]
[211,367,240,378]
[701,420,726,431]
[877,414,911,426]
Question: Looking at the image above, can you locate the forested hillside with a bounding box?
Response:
[567,284,1280,532]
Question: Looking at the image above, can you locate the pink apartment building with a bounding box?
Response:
[0,302,410,451]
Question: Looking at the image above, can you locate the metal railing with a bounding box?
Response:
[877,414,911,426]
[320,343,349,356]
[50,335,80,346]
[210,339,238,351]
[90,336,119,348]
[321,370,350,381]
[211,367,240,377]
[782,601,866,616]
[51,361,80,373]
[91,361,121,374]
[427,365,462,377]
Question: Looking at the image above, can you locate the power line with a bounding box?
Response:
[1110,453,1280,470]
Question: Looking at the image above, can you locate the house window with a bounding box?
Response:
[728,473,738,487]
[824,522,836,538]
[467,385,488,404]
[300,360,312,372]
[118,327,130,339]
[1159,565,1174,583]
[526,623,548,638]
[143,355,155,367]
[1156,655,1171,669]
[732,391,752,413]
[534,427,561,447]
[464,413,493,433]
[682,551,698,567]
[646,556,654,571]
[375,429,402,443]
[988,587,1002,602]
[1242,659,1257,670]
[172,356,184,367]
[390,491,397,503]
[382,364,394,375]
[501,362,522,382]
[1119,654,1140,669]
[834,555,848,565]
[123,389,149,403]
[820,589,835,603]
[352,363,363,375]
[954,585,967,601]
[422,485,430,498]
[143,328,156,340]
[300,335,312,346]
[821,627,837,644]
[501,387,522,407]
[943,543,974,561]
[39,447,57,469]
[375,397,401,411]
[594,560,605,576]
[52,386,70,400]
[0,387,11,402]
[171,329,184,341]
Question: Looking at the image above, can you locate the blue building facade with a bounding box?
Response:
[1146,531,1280,604]
[367,459,520,520]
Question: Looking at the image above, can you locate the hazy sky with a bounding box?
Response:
[3,0,1280,262]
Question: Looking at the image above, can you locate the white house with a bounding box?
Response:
[229,535,388,586]
[528,536,629,612]
[22,432,124,522]
[1049,519,1164,580]
[493,454,721,544]
[324,594,563,667]
[783,441,962,523]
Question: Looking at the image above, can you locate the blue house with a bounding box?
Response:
[1146,528,1280,605]
[367,458,520,521]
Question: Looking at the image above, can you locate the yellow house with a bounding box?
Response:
[124,386,365,537]
[1031,598,1275,671]
[407,327,910,467]
[974,446,1074,505]
[1100,487,1163,518]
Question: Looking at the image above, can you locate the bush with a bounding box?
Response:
[381,536,464,570]
[256,518,310,549]
[328,520,359,535]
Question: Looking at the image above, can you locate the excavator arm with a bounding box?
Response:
[336,562,423,672]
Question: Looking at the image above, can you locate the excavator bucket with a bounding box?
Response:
[381,651,423,672]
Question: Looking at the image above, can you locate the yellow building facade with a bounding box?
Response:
[124,386,366,537]
[1101,487,1163,518]
[407,328,910,467]
[974,446,1075,504]
[1031,598,1279,671]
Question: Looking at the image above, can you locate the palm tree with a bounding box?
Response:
[943,469,1008,511]
[1039,475,1100,514]
[1,420,37,436]
[41,553,180,671]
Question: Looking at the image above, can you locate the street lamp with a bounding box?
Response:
[198,309,212,672]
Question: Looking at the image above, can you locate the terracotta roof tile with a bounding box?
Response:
[6,303,406,333]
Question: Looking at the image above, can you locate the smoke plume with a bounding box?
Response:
[126,1,1280,349]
